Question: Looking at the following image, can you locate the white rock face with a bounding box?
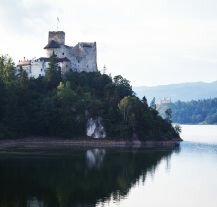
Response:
[86,117,106,139]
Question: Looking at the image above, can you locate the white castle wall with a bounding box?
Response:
[45,43,97,72]
[17,31,98,77]
[71,43,97,72]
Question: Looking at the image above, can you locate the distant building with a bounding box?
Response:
[156,97,172,106]
[17,31,98,78]
[156,97,172,119]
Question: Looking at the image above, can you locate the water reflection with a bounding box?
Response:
[0,146,180,207]
[27,198,44,207]
[86,149,106,169]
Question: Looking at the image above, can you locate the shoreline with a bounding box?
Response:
[0,138,182,151]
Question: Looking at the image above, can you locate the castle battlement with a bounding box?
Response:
[48,31,65,45]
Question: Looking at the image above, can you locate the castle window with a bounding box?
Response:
[62,52,64,55]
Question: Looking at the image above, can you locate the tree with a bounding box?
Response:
[0,55,16,85]
[57,81,76,104]
[118,96,147,138]
[110,75,134,106]
[45,53,62,88]
[142,96,148,108]
[16,67,29,89]
[174,124,181,134]
[165,108,172,123]
[150,97,156,110]
[113,75,130,87]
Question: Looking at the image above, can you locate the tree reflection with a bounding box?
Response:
[0,145,180,207]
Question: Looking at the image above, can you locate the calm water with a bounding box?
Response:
[0,125,217,207]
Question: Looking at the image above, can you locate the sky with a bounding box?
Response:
[1,0,217,86]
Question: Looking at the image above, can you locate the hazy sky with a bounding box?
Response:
[1,0,217,86]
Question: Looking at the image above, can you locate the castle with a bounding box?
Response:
[17,31,98,77]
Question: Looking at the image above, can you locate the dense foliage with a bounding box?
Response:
[0,55,179,140]
[168,99,217,124]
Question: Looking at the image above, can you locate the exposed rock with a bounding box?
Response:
[86,117,106,139]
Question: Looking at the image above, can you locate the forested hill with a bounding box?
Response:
[158,98,217,124]
[134,81,217,102]
[0,55,180,140]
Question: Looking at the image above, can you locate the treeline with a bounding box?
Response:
[167,99,217,124]
[0,54,179,140]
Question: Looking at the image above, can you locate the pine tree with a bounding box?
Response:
[45,53,62,88]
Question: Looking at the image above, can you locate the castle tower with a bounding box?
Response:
[48,31,65,45]
[43,30,98,72]
[44,31,65,57]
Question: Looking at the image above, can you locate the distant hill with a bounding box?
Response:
[133,81,217,102]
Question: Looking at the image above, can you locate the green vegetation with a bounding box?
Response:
[158,98,217,124]
[169,99,217,124]
[0,54,180,140]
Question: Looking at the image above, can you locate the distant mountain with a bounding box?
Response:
[133,81,217,102]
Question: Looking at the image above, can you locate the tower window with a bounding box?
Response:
[62,52,64,55]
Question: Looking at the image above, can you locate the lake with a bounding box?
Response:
[0,125,216,207]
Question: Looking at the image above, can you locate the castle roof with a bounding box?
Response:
[38,57,70,62]
[44,40,60,49]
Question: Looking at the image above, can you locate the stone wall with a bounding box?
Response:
[31,61,45,78]
[46,43,97,72]
[48,31,65,45]
[69,42,97,72]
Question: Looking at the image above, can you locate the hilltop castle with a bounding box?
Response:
[17,31,98,77]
